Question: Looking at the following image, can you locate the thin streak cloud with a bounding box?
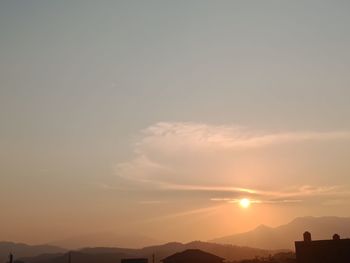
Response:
[140,122,350,149]
[113,122,350,207]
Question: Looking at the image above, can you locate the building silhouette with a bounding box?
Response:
[161,249,224,263]
[121,259,148,263]
[8,253,13,263]
[295,231,350,263]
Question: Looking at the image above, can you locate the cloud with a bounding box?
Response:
[209,185,349,205]
[211,198,302,204]
[113,122,350,205]
[141,205,225,223]
[138,122,350,150]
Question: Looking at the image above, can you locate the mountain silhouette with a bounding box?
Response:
[18,241,271,263]
[6,216,349,262]
[0,242,66,263]
[211,216,350,249]
[49,233,161,250]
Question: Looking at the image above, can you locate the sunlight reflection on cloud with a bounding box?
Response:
[112,122,350,205]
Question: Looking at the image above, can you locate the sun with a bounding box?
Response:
[239,198,251,208]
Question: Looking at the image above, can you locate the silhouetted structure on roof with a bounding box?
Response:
[161,249,224,263]
[295,231,350,263]
[121,258,148,263]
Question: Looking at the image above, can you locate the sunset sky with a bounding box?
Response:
[1,1,350,246]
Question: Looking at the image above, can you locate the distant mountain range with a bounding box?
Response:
[9,241,271,263]
[0,242,65,263]
[49,233,161,250]
[3,216,350,263]
[211,216,350,249]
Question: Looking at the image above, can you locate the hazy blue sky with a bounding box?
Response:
[1,0,350,246]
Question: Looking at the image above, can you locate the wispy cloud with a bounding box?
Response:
[111,122,350,206]
[140,205,225,223]
[139,122,350,149]
[211,198,302,204]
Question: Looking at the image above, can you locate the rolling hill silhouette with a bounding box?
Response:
[211,216,350,249]
[49,233,161,250]
[5,216,350,262]
[18,241,271,263]
[0,242,66,263]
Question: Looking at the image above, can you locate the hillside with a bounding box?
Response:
[18,241,271,263]
[211,216,350,249]
[0,242,66,263]
[49,233,161,250]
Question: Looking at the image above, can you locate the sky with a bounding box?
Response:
[1,0,350,246]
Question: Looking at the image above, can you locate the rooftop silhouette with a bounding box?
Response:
[161,249,224,263]
[295,231,350,263]
[121,259,148,263]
